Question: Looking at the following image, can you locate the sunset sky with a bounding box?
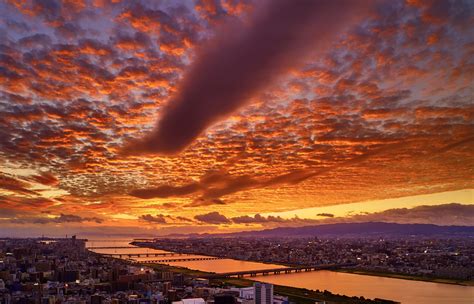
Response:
[0,0,473,237]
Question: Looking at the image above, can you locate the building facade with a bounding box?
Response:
[254,283,273,304]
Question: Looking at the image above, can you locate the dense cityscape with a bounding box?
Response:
[0,237,401,304]
[135,237,474,282]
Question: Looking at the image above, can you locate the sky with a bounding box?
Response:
[0,0,473,237]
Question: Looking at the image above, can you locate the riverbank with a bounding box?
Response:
[144,263,398,304]
[336,269,474,287]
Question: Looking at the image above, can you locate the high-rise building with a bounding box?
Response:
[171,299,205,304]
[214,293,238,304]
[91,294,103,304]
[254,283,273,304]
[57,270,79,282]
[162,281,172,296]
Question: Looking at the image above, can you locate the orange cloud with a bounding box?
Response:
[0,0,472,233]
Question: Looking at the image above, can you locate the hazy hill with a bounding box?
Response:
[164,222,474,239]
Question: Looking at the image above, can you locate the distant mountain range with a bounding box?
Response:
[163,222,474,238]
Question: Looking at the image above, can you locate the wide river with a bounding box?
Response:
[86,238,474,304]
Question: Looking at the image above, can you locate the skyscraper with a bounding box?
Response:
[254,283,273,304]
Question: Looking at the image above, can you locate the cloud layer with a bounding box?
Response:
[191,203,474,227]
[0,0,473,234]
[128,0,373,154]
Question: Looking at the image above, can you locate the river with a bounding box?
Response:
[85,238,474,304]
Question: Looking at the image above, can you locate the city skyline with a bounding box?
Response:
[1,0,473,237]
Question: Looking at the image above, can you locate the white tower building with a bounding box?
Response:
[254,282,273,304]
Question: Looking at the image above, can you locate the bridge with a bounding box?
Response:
[87,246,137,250]
[100,252,187,258]
[130,257,222,263]
[201,264,338,279]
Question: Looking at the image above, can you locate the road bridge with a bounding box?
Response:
[130,257,222,263]
[101,252,187,258]
[87,246,137,250]
[201,264,338,279]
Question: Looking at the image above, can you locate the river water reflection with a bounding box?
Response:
[86,238,473,304]
[256,270,473,304]
[166,259,285,273]
[86,238,284,272]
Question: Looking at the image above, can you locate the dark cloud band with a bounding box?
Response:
[127,0,373,154]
